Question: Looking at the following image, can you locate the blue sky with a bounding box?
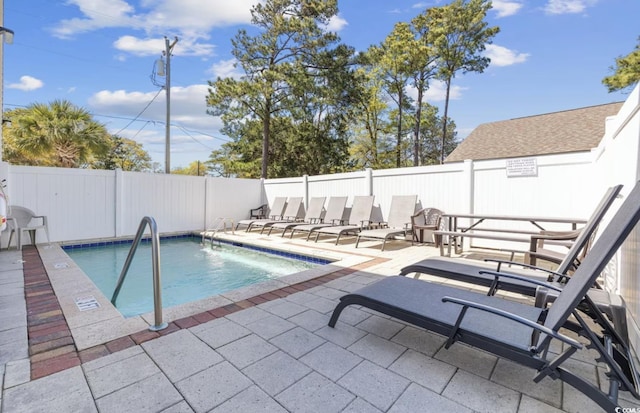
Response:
[2,0,638,169]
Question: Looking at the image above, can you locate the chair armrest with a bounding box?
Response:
[34,215,48,226]
[483,258,569,282]
[530,230,578,254]
[478,270,564,292]
[442,296,582,349]
[6,216,17,230]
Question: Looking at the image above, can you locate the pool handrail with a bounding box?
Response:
[111,216,168,331]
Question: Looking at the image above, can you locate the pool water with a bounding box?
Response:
[65,238,320,317]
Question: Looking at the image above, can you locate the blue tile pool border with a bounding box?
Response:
[61,234,333,265]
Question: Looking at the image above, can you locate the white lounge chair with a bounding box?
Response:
[248,197,305,233]
[312,196,374,245]
[289,196,349,240]
[355,194,417,251]
[235,196,288,232]
[268,197,326,236]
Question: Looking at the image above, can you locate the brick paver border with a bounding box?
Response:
[21,245,388,380]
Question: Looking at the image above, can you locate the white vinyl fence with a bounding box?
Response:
[0,167,262,244]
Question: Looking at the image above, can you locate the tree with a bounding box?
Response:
[409,13,439,166]
[3,100,110,168]
[172,161,207,176]
[371,22,415,168]
[603,37,640,93]
[207,0,356,178]
[348,55,392,170]
[91,136,152,171]
[415,104,458,165]
[426,0,499,163]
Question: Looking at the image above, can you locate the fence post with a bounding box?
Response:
[303,174,309,208]
[365,168,373,196]
[463,159,474,215]
[114,168,123,238]
[203,175,208,231]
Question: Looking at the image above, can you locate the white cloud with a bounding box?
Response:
[114,34,216,58]
[88,84,220,131]
[491,1,523,18]
[406,80,465,103]
[484,44,529,66]
[543,0,597,15]
[209,59,243,79]
[8,75,44,91]
[113,36,167,56]
[52,0,137,38]
[53,0,258,38]
[325,14,347,32]
[426,81,465,101]
[52,0,257,60]
[90,84,226,166]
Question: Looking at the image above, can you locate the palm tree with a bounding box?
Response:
[9,100,110,168]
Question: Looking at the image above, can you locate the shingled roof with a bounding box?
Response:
[445,101,624,163]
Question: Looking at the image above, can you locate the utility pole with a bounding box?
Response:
[163,36,178,174]
[0,0,14,162]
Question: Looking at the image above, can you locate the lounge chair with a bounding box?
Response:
[329,181,640,411]
[6,206,51,250]
[235,196,287,231]
[249,203,268,219]
[355,195,417,251]
[288,196,348,240]
[399,185,622,298]
[248,196,305,233]
[312,195,374,244]
[267,196,326,236]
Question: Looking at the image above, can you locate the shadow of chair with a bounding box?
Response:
[6,206,51,250]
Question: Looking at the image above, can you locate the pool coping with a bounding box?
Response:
[24,236,391,380]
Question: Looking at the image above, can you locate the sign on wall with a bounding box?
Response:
[506,157,538,177]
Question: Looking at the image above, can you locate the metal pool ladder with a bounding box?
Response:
[202,217,235,247]
[111,216,168,331]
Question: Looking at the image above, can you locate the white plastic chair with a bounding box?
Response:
[6,206,51,250]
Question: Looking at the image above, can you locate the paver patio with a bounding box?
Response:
[0,232,636,412]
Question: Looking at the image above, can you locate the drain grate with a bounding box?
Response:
[75,296,100,311]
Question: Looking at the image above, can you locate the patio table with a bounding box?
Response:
[435,213,587,257]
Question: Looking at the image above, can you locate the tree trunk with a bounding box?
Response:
[413,86,424,166]
[396,91,403,168]
[261,101,271,179]
[440,78,452,164]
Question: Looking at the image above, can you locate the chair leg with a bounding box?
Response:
[7,229,15,250]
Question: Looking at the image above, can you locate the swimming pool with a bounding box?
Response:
[64,237,325,317]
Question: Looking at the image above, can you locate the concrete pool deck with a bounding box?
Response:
[0,231,636,412]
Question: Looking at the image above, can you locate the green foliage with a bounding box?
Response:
[603,37,640,93]
[206,0,356,178]
[172,161,208,176]
[91,136,152,171]
[369,22,416,167]
[205,0,498,176]
[425,0,499,163]
[3,100,111,168]
[416,104,458,165]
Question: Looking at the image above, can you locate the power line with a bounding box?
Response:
[113,88,163,136]
[175,125,218,150]
[4,101,234,144]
